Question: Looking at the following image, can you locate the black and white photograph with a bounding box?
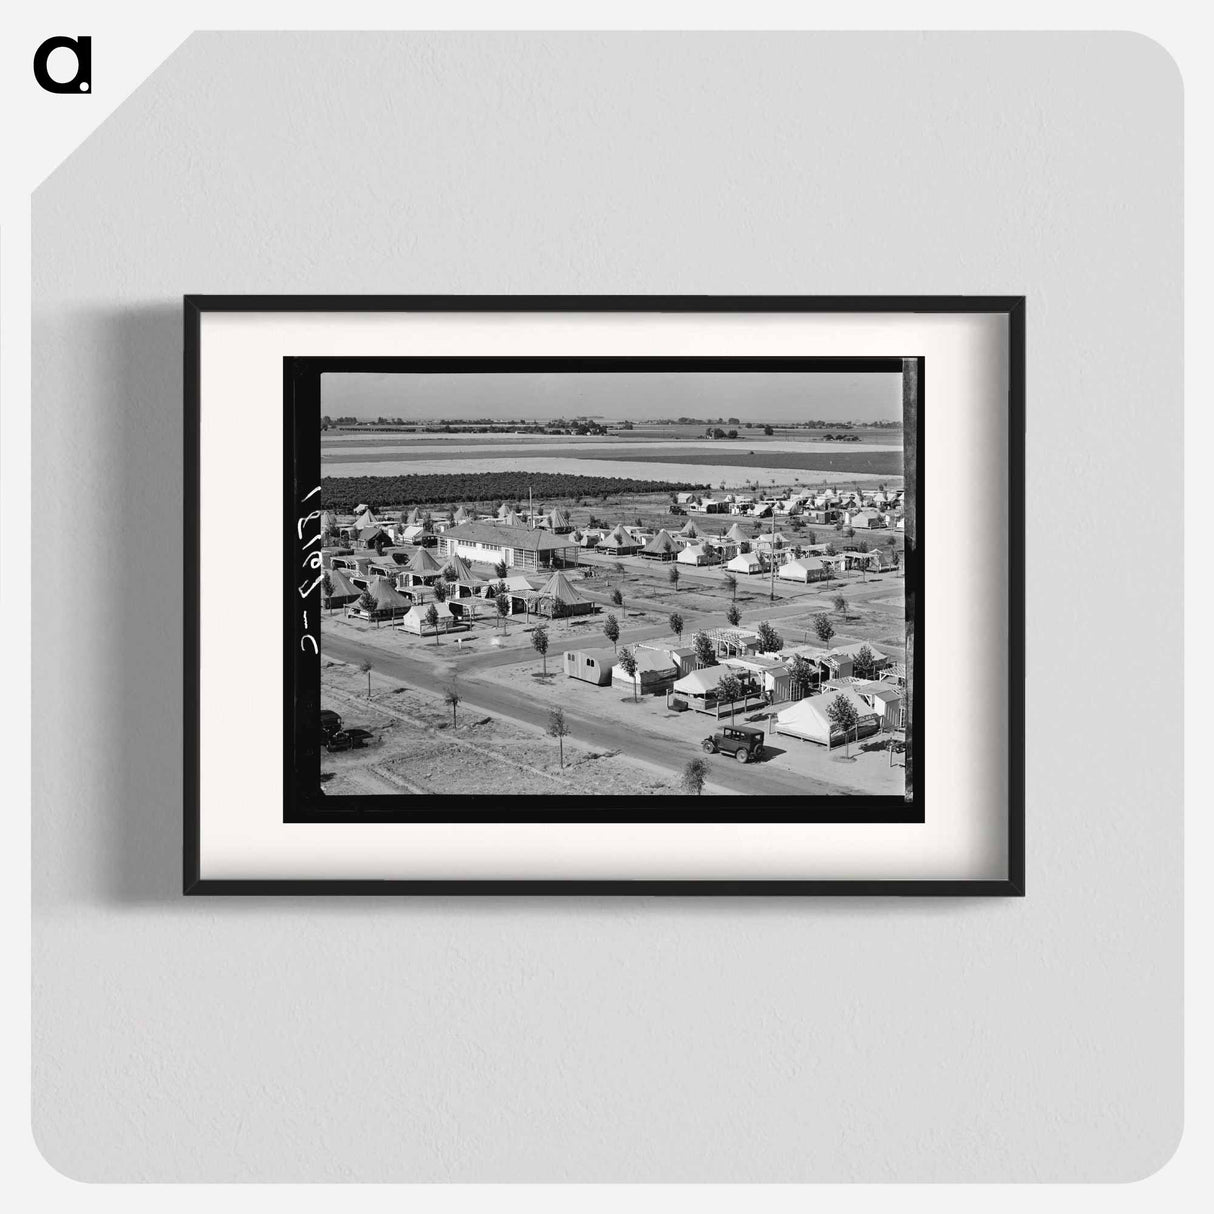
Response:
[292,358,919,818]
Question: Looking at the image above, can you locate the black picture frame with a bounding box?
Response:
[184,295,1025,896]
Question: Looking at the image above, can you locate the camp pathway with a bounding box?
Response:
[321,633,849,799]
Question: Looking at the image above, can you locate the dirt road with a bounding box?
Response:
[322,633,841,798]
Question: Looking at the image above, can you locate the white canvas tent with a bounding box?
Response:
[399,600,460,636]
[676,541,719,566]
[777,556,828,583]
[725,550,764,575]
[774,688,879,747]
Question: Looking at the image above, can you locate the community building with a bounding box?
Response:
[437,521,580,572]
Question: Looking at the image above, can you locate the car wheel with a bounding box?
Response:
[734,748,749,764]
[701,740,716,753]
[754,745,764,759]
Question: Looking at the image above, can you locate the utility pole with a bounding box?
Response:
[768,501,777,603]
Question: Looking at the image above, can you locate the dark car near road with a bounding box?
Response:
[320,709,343,738]
[325,727,375,753]
[701,723,766,763]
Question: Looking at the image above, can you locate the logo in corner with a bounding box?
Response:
[33,35,91,94]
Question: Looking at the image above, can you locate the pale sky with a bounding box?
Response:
[322,370,903,424]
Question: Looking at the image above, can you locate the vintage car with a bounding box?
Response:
[319,709,344,738]
[325,727,374,753]
[701,723,766,763]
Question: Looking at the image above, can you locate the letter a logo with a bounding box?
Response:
[34,35,92,94]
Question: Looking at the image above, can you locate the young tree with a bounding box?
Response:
[495,591,511,633]
[789,654,815,697]
[617,647,640,702]
[739,539,752,554]
[806,528,817,545]
[531,623,550,675]
[693,630,716,668]
[610,586,624,615]
[493,559,509,580]
[755,620,783,654]
[682,757,709,796]
[321,570,334,612]
[432,578,448,603]
[717,672,744,721]
[603,613,621,652]
[357,588,377,618]
[374,536,387,556]
[668,565,680,593]
[853,643,877,680]
[613,561,625,584]
[826,692,860,758]
[813,614,836,647]
[668,611,685,644]
[844,526,856,540]
[359,659,373,698]
[723,573,738,601]
[424,602,441,643]
[833,594,847,615]
[443,682,460,727]
[547,707,572,767]
[726,602,741,628]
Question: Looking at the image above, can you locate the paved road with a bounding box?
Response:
[322,632,838,797]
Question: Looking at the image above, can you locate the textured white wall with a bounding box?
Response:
[31,32,1182,1181]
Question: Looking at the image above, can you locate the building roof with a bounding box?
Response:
[615,649,678,677]
[360,577,411,611]
[830,641,889,662]
[401,599,457,624]
[442,521,578,552]
[776,687,874,730]
[673,667,726,694]
[535,570,587,606]
[724,523,749,542]
[642,529,678,555]
[440,553,482,583]
[853,680,903,704]
[323,568,359,598]
[597,525,637,549]
[406,546,442,573]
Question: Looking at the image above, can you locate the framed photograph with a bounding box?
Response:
[185,296,1023,894]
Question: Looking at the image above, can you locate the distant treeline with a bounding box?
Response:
[321,471,708,511]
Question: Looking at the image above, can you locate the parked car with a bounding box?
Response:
[701,723,766,763]
[325,727,375,753]
[319,709,343,738]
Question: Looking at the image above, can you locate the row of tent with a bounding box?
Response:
[324,567,594,623]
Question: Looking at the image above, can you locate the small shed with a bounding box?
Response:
[563,647,616,686]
